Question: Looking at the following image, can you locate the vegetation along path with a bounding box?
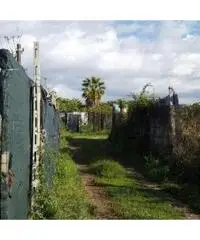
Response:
[67,132,200,220]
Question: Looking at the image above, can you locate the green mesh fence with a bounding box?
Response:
[0,49,60,219]
[0,49,32,219]
[42,95,60,187]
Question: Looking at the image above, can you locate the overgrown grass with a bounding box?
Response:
[118,151,200,214]
[161,182,200,213]
[31,127,93,219]
[51,153,92,219]
[65,131,185,219]
[65,132,110,165]
[90,160,126,178]
[52,128,93,219]
[143,155,170,182]
[80,124,110,136]
[66,131,108,140]
[90,160,185,219]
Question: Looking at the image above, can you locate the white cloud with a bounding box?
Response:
[1,20,200,103]
[53,84,82,99]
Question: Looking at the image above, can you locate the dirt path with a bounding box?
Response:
[77,164,118,219]
[79,163,200,220]
[68,136,200,220]
[126,167,200,220]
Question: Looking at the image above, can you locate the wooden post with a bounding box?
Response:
[168,86,176,160]
[16,43,23,65]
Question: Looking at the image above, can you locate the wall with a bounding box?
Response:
[149,105,172,156]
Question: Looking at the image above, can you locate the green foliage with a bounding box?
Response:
[90,160,126,179]
[86,102,112,114]
[109,90,156,153]
[31,128,92,219]
[80,124,94,133]
[144,155,170,182]
[173,103,200,183]
[63,132,185,219]
[81,102,112,134]
[51,153,92,219]
[31,181,57,219]
[128,83,156,113]
[82,76,106,107]
[80,124,110,135]
[162,183,200,213]
[31,150,57,219]
[106,100,116,106]
[128,94,156,112]
[109,84,200,214]
[177,102,200,120]
[92,160,184,219]
[56,97,82,112]
[116,99,128,109]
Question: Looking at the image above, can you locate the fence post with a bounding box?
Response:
[168,87,177,160]
[30,41,41,213]
[169,106,176,154]
[16,43,24,65]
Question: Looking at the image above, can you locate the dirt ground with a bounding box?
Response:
[77,164,118,219]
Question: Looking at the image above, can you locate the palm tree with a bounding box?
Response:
[82,76,106,108]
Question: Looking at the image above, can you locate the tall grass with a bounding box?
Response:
[51,153,92,219]
[31,127,92,219]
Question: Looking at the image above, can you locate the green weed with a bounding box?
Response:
[31,128,92,219]
[91,160,184,219]
[90,160,126,179]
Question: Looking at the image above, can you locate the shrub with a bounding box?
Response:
[90,160,126,179]
[144,155,169,182]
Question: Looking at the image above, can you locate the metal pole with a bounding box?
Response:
[31,41,41,211]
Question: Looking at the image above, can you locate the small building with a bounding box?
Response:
[65,112,88,132]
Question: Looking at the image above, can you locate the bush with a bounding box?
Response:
[90,160,126,179]
[80,124,93,133]
[173,104,200,184]
[31,182,57,219]
[144,155,169,182]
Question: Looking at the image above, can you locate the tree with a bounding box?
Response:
[87,102,112,114]
[56,97,82,112]
[82,76,106,108]
[116,99,127,110]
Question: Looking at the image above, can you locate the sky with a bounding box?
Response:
[0,20,200,104]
